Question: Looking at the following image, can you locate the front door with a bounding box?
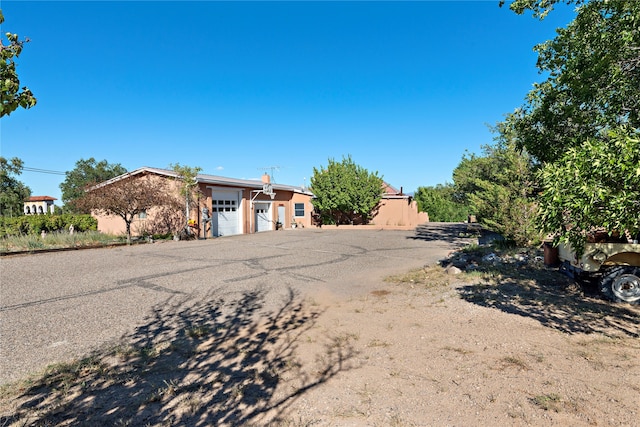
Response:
[278,205,286,227]
[255,203,271,232]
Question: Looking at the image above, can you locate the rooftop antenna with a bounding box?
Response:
[257,166,281,183]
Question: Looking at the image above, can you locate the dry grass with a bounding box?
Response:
[498,355,530,371]
[0,231,126,253]
[385,265,451,289]
[531,393,563,412]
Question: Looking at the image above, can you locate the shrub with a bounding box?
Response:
[0,214,97,237]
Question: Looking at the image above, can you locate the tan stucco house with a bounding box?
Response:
[92,167,429,238]
[93,167,314,237]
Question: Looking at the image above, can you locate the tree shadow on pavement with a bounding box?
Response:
[457,271,640,338]
[0,287,358,426]
[409,222,478,246]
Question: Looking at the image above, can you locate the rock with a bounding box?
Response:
[446,265,462,275]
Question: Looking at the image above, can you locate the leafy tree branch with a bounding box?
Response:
[1,10,37,117]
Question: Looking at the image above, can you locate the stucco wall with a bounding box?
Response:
[371,197,429,228]
[309,196,429,230]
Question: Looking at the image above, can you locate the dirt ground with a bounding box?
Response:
[1,249,638,426]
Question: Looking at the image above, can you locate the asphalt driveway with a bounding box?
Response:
[0,224,471,384]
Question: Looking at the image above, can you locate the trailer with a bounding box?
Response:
[558,242,640,304]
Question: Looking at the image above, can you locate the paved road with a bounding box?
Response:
[0,224,471,384]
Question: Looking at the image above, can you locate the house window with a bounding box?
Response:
[294,203,305,217]
[138,210,147,219]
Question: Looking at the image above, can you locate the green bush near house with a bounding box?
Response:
[0,214,97,237]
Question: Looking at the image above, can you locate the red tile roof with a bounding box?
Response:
[27,196,57,202]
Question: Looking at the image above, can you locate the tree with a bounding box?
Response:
[538,128,640,255]
[60,158,127,212]
[75,174,176,244]
[310,156,384,225]
[0,156,31,217]
[502,0,640,249]
[169,163,202,234]
[1,10,37,117]
[503,0,640,163]
[414,184,469,222]
[453,133,539,246]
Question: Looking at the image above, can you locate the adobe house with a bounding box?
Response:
[24,196,57,215]
[93,167,314,237]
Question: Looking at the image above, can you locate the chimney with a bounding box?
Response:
[261,173,271,184]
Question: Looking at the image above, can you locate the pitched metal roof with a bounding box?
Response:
[94,167,312,195]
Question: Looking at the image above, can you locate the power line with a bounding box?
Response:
[22,167,66,176]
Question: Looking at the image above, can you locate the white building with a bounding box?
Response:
[24,196,56,215]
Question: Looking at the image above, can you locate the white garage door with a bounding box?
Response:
[255,203,272,232]
[211,192,240,237]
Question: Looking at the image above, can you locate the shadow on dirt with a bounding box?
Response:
[1,288,357,426]
[409,222,478,245]
[457,272,640,338]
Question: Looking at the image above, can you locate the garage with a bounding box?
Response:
[211,191,241,237]
[254,203,272,232]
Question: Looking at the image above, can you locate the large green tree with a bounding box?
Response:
[0,156,31,217]
[504,0,640,163]
[414,184,469,223]
[453,134,539,246]
[502,0,640,247]
[310,156,384,225]
[539,128,640,254]
[1,10,37,117]
[60,158,127,212]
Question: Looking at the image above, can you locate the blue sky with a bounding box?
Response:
[2,1,576,202]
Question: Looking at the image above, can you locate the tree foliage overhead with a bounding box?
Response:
[0,156,31,217]
[539,128,640,254]
[310,156,384,225]
[502,0,586,19]
[75,174,176,244]
[60,158,127,212]
[414,184,469,223]
[1,10,37,117]
[505,0,640,163]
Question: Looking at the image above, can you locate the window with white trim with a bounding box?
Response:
[294,203,305,217]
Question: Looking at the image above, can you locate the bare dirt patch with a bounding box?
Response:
[1,249,638,426]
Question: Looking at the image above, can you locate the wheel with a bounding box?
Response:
[599,266,640,304]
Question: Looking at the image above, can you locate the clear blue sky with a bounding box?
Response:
[2,1,575,202]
